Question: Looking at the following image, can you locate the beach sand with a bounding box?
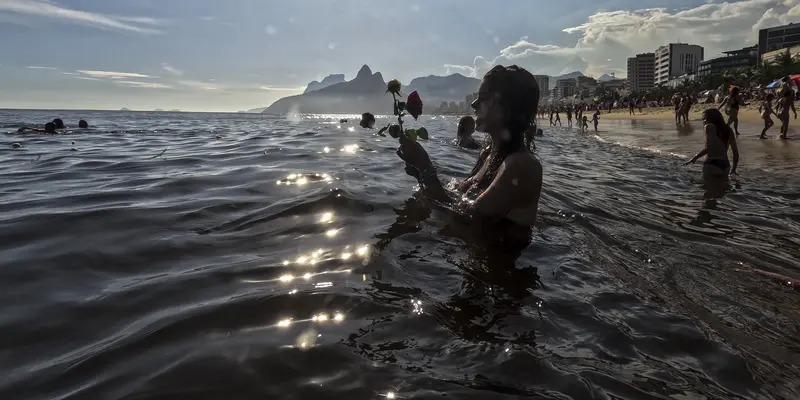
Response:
[602,103,781,126]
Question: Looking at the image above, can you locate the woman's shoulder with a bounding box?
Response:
[504,151,542,175]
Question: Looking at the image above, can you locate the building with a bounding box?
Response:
[698,45,757,75]
[575,76,597,99]
[655,43,704,86]
[555,79,576,98]
[762,44,800,65]
[758,23,800,64]
[600,78,626,92]
[627,53,656,92]
[533,75,550,98]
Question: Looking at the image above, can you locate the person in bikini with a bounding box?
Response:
[777,89,797,139]
[719,87,745,136]
[759,93,777,139]
[396,65,542,247]
[684,108,739,180]
[565,105,573,128]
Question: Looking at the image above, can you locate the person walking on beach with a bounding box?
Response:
[554,107,562,127]
[673,93,682,123]
[548,107,554,126]
[628,98,636,116]
[684,108,739,180]
[592,110,600,132]
[581,115,589,132]
[777,89,797,140]
[679,95,693,124]
[759,93,778,139]
[719,87,745,136]
[566,106,573,128]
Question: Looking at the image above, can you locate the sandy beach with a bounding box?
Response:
[602,103,782,125]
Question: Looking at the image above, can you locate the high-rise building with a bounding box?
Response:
[698,45,757,76]
[758,23,800,64]
[555,79,575,99]
[654,43,704,86]
[626,53,655,92]
[533,75,550,98]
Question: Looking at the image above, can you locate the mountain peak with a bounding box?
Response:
[356,65,373,79]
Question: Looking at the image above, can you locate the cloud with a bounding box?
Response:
[77,70,153,79]
[445,0,799,78]
[115,81,172,89]
[161,63,183,76]
[177,80,220,91]
[26,65,58,70]
[265,25,277,35]
[259,85,306,91]
[0,0,162,34]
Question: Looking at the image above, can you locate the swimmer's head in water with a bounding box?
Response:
[44,122,56,134]
[78,120,89,129]
[457,116,475,137]
[471,65,538,149]
[52,118,65,129]
[360,112,375,128]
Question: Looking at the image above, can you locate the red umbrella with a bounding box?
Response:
[790,74,800,83]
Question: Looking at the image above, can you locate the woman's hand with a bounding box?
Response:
[396,133,433,172]
[683,158,696,166]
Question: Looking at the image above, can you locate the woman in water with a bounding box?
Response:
[456,116,481,150]
[759,93,777,139]
[684,108,739,179]
[719,87,744,136]
[777,89,797,140]
[396,65,542,247]
[359,112,375,129]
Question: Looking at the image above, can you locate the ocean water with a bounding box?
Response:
[1,109,799,400]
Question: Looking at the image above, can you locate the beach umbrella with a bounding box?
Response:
[766,80,781,88]
[790,74,800,84]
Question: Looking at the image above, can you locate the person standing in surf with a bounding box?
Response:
[684,108,740,179]
[719,87,745,136]
[759,93,777,139]
[554,107,562,127]
[396,64,543,246]
[456,116,481,150]
[591,110,600,132]
[565,105,573,128]
[777,89,797,139]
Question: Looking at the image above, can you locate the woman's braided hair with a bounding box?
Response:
[468,65,540,184]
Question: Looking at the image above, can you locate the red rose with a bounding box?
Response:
[406,91,423,120]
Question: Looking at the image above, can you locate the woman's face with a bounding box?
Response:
[471,80,504,134]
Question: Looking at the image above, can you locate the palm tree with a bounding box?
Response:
[769,51,797,77]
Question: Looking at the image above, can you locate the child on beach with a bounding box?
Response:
[581,115,589,132]
[759,93,777,139]
[592,110,600,132]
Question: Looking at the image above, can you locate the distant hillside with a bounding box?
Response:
[263,65,481,115]
[120,107,131,112]
[304,74,346,94]
[597,74,615,82]
[246,107,268,113]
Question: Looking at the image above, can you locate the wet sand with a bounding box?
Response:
[581,118,800,175]
[603,104,799,128]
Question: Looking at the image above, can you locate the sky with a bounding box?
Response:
[0,0,798,112]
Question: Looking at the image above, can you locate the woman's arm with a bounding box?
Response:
[686,124,711,164]
[418,171,455,204]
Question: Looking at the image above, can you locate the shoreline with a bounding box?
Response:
[601,104,775,126]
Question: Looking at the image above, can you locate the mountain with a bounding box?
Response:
[549,71,585,87]
[246,107,268,113]
[263,65,481,115]
[304,74,346,94]
[169,109,181,112]
[264,65,387,114]
[597,74,615,82]
[154,108,165,112]
[120,107,131,112]
[406,74,480,101]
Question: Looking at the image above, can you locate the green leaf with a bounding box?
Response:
[416,127,429,140]
[406,129,418,141]
[376,125,388,137]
